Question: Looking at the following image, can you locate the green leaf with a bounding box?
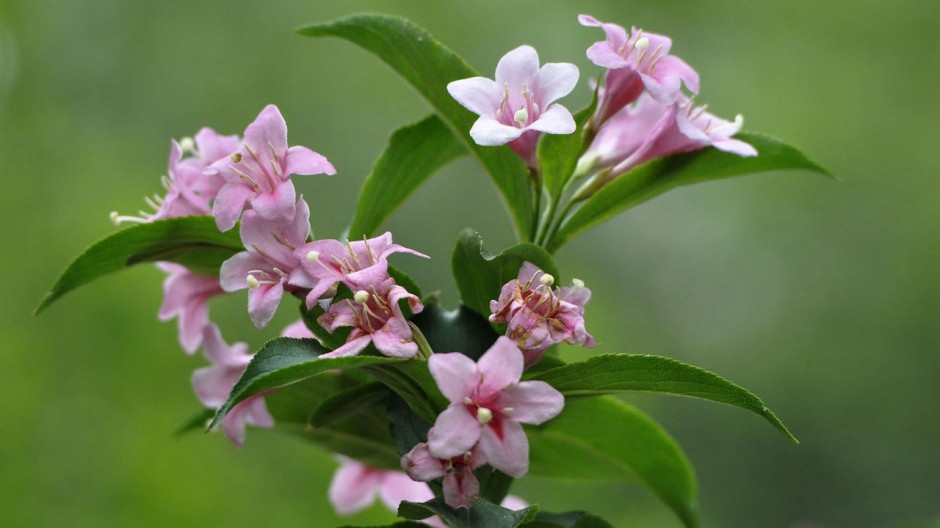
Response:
[452,229,559,319]
[524,511,615,528]
[531,354,797,443]
[337,523,429,528]
[309,382,390,427]
[364,360,445,422]
[208,338,407,431]
[389,265,424,301]
[349,115,466,238]
[297,14,534,240]
[35,216,242,314]
[387,394,432,456]
[548,134,832,251]
[528,397,698,528]
[399,498,537,528]
[538,95,598,202]
[174,408,214,437]
[411,303,500,360]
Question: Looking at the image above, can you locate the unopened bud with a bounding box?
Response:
[539,273,555,287]
[572,278,585,288]
[514,106,529,126]
[353,290,370,304]
[305,250,320,263]
[476,407,493,425]
[246,275,260,289]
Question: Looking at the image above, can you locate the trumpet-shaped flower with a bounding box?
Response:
[329,456,435,516]
[317,277,423,359]
[209,105,336,232]
[447,45,579,166]
[490,263,595,367]
[402,442,487,510]
[191,324,274,447]
[579,14,699,125]
[219,198,317,328]
[425,337,565,478]
[156,263,225,354]
[297,232,428,308]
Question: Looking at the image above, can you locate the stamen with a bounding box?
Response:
[270,159,282,178]
[572,278,585,288]
[539,273,555,287]
[230,165,261,190]
[246,275,261,289]
[502,407,514,414]
[346,240,362,267]
[306,250,320,263]
[230,152,243,163]
[514,105,529,126]
[160,175,172,190]
[179,137,196,154]
[271,267,288,278]
[354,290,370,304]
[152,194,164,204]
[110,211,148,225]
[733,114,744,128]
[476,407,493,425]
[144,196,160,210]
[464,397,473,405]
[635,36,650,51]
[363,236,378,264]
[268,141,280,163]
[690,104,709,122]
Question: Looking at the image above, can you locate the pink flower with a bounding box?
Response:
[329,456,435,516]
[191,324,274,447]
[490,263,595,367]
[297,232,428,309]
[317,277,423,359]
[425,337,565,478]
[219,198,317,328]
[402,442,487,510]
[280,319,316,339]
[156,263,225,354]
[579,14,699,125]
[447,45,579,166]
[209,105,336,232]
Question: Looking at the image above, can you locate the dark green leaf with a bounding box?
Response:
[548,134,832,251]
[299,301,349,350]
[349,115,466,238]
[411,303,500,360]
[524,511,615,528]
[35,216,242,314]
[475,468,514,506]
[364,360,445,422]
[337,523,429,528]
[531,354,797,442]
[297,14,534,239]
[309,382,390,427]
[389,265,423,301]
[399,497,537,528]
[538,96,598,201]
[208,338,407,431]
[174,408,214,437]
[387,394,432,456]
[452,229,559,319]
[528,397,698,527]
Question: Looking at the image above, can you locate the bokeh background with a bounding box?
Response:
[1,0,938,526]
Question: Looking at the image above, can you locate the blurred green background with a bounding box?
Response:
[1,0,938,526]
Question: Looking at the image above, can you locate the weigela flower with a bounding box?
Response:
[317,277,423,359]
[297,232,428,309]
[447,45,579,166]
[209,104,336,232]
[191,324,274,447]
[156,263,225,354]
[219,198,317,329]
[579,14,699,126]
[329,456,435,516]
[490,263,595,367]
[425,337,565,478]
[280,319,317,339]
[402,442,487,510]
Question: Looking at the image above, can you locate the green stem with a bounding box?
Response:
[543,199,578,253]
[528,167,542,242]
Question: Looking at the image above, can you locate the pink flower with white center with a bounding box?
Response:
[209,104,336,232]
[579,14,699,126]
[329,456,435,516]
[317,277,423,359]
[296,232,428,309]
[191,324,274,447]
[110,128,239,225]
[402,442,487,510]
[219,198,317,329]
[490,263,595,367]
[447,45,579,166]
[156,263,225,354]
[425,337,565,478]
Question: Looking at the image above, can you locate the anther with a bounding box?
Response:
[179,137,195,154]
[514,106,529,126]
[476,407,493,425]
[230,152,243,163]
[110,211,147,225]
[733,114,744,128]
[306,250,320,263]
[572,278,585,288]
[354,290,370,304]
[635,37,650,51]
[539,273,555,287]
[502,407,514,414]
[246,275,261,289]
[464,397,473,405]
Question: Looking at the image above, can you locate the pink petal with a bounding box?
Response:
[195,127,241,163]
[328,459,382,515]
[428,352,479,403]
[443,470,479,510]
[191,364,235,408]
[501,495,529,510]
[378,472,434,511]
[213,182,254,232]
[447,76,500,117]
[585,42,630,69]
[499,381,565,425]
[220,404,249,448]
[469,116,524,146]
[527,104,576,135]
[532,63,579,108]
[401,443,446,481]
[286,145,336,176]
[247,281,284,329]
[219,252,269,292]
[477,337,524,395]
[244,395,275,428]
[653,54,700,95]
[318,335,373,358]
[713,138,758,157]
[281,319,315,339]
[243,104,288,163]
[479,419,529,478]
[201,323,249,366]
[427,404,481,459]
[250,180,296,223]
[494,45,540,89]
[372,317,419,359]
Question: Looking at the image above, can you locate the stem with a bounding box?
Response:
[528,167,542,242]
[535,194,557,246]
[543,199,577,252]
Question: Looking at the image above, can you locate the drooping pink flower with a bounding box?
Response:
[317,277,423,359]
[447,45,579,166]
[156,263,225,354]
[329,456,435,516]
[219,198,317,328]
[579,14,699,126]
[425,337,565,478]
[209,105,336,232]
[490,263,595,367]
[297,232,428,309]
[191,324,274,447]
[402,442,487,510]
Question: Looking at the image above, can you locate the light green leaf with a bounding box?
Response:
[175,408,214,437]
[297,14,534,239]
[452,229,559,319]
[531,354,797,442]
[524,511,615,528]
[528,397,698,528]
[349,115,466,238]
[399,498,538,528]
[35,216,242,314]
[548,134,832,251]
[538,95,598,202]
